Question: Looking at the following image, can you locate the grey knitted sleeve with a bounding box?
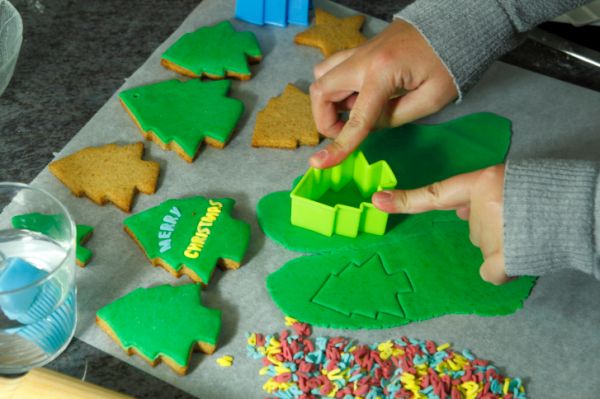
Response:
[394,0,590,98]
[503,160,600,279]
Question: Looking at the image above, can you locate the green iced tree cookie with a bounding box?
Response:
[124,196,250,285]
[96,284,221,375]
[161,20,262,80]
[12,212,94,267]
[119,79,244,162]
[259,113,537,329]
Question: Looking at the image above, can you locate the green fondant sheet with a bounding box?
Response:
[259,113,537,329]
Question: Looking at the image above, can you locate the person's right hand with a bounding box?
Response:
[372,165,511,285]
[309,19,458,169]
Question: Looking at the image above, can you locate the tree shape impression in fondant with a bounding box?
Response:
[161,20,262,80]
[11,213,94,267]
[260,113,537,329]
[119,79,244,162]
[96,284,221,375]
[49,142,160,212]
[294,9,366,57]
[252,84,320,149]
[124,196,250,285]
[312,254,412,319]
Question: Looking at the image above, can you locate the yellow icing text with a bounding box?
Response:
[184,200,223,259]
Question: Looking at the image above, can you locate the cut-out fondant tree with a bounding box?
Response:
[312,254,412,318]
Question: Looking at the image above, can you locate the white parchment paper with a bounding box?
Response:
[26,0,600,397]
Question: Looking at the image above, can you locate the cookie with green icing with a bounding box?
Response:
[124,196,250,284]
[96,284,221,375]
[161,20,262,80]
[11,213,94,267]
[119,79,244,162]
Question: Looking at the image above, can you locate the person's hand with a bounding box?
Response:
[372,165,510,285]
[309,19,457,169]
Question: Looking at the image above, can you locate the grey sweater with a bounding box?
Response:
[395,0,600,279]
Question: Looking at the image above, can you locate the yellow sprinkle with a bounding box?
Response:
[391,348,404,356]
[267,354,283,366]
[326,384,339,397]
[216,355,233,367]
[377,340,393,352]
[257,346,266,355]
[274,366,291,374]
[284,316,298,326]
[520,386,525,393]
[259,366,269,376]
[436,343,451,351]
[263,380,292,393]
[348,346,357,353]
[503,378,511,395]
[247,333,257,346]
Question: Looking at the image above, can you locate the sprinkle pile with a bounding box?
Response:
[246,318,527,399]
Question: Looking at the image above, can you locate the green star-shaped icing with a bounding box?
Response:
[261,113,537,329]
[312,254,412,319]
[96,284,221,374]
[161,20,262,79]
[124,196,250,284]
[11,212,94,267]
[119,79,244,162]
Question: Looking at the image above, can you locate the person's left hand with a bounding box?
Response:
[372,165,511,285]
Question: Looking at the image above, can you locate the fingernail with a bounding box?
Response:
[374,191,393,203]
[311,149,328,166]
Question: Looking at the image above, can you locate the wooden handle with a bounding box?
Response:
[0,368,134,399]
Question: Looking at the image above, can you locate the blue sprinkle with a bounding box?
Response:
[490,379,502,394]
[421,385,433,394]
[462,349,475,361]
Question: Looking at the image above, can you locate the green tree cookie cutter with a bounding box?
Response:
[290,151,397,237]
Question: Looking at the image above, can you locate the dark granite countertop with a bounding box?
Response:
[0,0,598,397]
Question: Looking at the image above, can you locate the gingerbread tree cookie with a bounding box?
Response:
[96,284,221,375]
[49,142,160,212]
[252,84,320,149]
[119,79,244,162]
[11,213,94,267]
[161,20,262,80]
[124,196,250,285]
[294,9,366,57]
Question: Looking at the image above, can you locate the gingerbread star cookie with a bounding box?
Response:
[161,20,262,80]
[294,9,366,57]
[123,196,250,285]
[252,84,320,149]
[119,79,244,162]
[96,284,221,375]
[49,143,160,212]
